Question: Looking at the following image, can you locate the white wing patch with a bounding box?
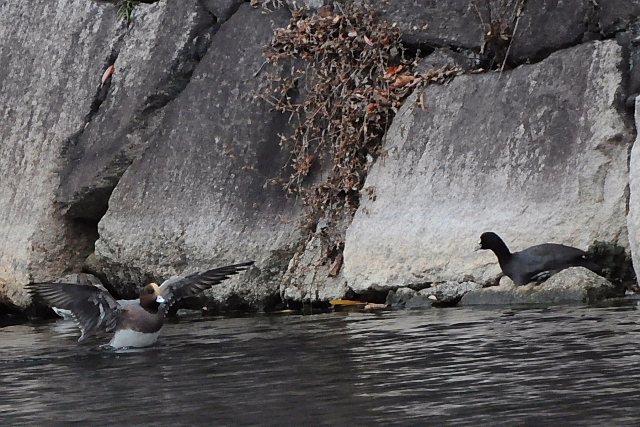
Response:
[98,301,106,322]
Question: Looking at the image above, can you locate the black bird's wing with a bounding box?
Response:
[512,244,598,284]
[28,282,121,341]
[158,261,254,309]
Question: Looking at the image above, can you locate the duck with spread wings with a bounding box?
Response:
[28,261,254,348]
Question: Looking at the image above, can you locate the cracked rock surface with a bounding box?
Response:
[0,0,639,310]
[93,4,303,308]
[344,40,633,293]
[59,0,217,221]
[0,0,119,307]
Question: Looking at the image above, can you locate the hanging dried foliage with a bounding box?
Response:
[263,4,462,239]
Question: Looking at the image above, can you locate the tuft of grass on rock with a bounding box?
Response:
[116,0,140,23]
[472,0,527,70]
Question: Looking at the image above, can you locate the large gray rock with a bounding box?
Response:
[281,228,349,303]
[386,281,482,308]
[93,5,303,307]
[59,0,216,220]
[0,0,119,307]
[361,0,640,65]
[598,0,640,35]
[202,0,245,21]
[386,287,432,309]
[344,40,633,294]
[422,281,483,305]
[628,97,640,277]
[460,267,617,305]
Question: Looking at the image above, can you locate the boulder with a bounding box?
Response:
[0,0,119,307]
[386,287,431,309]
[281,229,349,304]
[93,5,303,307]
[460,267,617,305]
[598,0,640,35]
[386,281,483,308]
[344,40,633,294]
[58,0,217,221]
[201,0,245,21]
[628,97,640,278]
[422,281,483,306]
[362,0,640,64]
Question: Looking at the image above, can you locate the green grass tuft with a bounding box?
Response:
[116,0,141,23]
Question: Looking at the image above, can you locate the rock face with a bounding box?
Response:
[460,267,617,305]
[362,0,640,65]
[0,0,638,311]
[344,40,633,293]
[0,0,305,309]
[281,228,349,304]
[58,0,217,221]
[0,0,119,307]
[386,287,433,309]
[93,5,303,308]
[628,97,640,277]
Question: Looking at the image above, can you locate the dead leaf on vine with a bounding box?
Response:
[392,74,416,88]
[366,102,377,114]
[319,4,333,18]
[384,64,404,79]
[101,65,115,86]
[418,92,427,111]
[328,252,343,276]
[296,155,315,174]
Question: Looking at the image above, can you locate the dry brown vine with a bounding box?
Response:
[263,4,462,232]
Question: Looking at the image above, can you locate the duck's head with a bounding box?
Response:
[139,283,166,312]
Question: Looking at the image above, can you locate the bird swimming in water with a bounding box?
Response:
[28,261,254,348]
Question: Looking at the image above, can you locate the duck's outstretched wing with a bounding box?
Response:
[28,282,121,342]
[159,261,254,309]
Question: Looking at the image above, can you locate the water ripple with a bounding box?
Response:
[1,304,640,426]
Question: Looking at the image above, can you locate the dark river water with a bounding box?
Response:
[2,302,640,427]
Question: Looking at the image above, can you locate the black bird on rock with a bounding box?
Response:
[476,232,601,286]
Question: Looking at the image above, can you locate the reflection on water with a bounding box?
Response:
[2,303,640,426]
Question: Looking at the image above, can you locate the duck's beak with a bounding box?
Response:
[474,241,482,252]
[156,295,166,304]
